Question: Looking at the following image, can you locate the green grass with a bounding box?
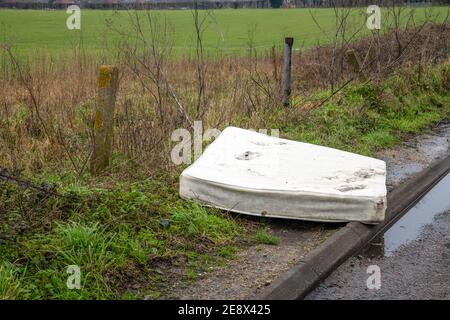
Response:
[282,62,450,156]
[0,172,245,299]
[217,246,237,259]
[0,7,448,57]
[253,228,280,245]
[0,263,24,300]
[171,204,240,241]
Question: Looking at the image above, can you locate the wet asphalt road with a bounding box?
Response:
[306,211,450,300]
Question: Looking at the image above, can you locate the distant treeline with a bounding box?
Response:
[0,0,268,10]
[0,0,448,10]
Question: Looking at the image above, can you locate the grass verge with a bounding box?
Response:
[0,60,449,299]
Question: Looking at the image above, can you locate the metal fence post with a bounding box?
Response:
[283,37,294,107]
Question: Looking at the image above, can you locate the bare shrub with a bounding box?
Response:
[1,9,449,179]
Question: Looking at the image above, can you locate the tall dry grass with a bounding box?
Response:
[0,11,449,180]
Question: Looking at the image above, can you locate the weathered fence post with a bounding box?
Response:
[90,65,119,175]
[283,37,294,107]
[346,50,367,82]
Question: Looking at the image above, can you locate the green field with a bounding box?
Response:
[0,7,448,57]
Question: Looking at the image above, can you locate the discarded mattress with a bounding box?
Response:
[179,127,387,224]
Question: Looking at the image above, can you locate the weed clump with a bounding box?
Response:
[253,228,280,246]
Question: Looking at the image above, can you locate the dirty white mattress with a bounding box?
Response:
[179,127,387,223]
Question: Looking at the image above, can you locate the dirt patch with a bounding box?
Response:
[172,221,336,300]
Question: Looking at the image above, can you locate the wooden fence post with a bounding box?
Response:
[346,50,367,82]
[90,65,119,175]
[283,37,294,107]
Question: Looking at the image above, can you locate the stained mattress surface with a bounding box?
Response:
[180,127,387,223]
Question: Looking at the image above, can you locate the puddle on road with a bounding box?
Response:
[363,173,450,257]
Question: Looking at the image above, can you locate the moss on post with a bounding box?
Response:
[346,50,367,82]
[90,65,119,175]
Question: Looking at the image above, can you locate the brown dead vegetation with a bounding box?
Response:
[0,17,449,179]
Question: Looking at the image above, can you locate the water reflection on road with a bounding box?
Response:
[365,173,450,257]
